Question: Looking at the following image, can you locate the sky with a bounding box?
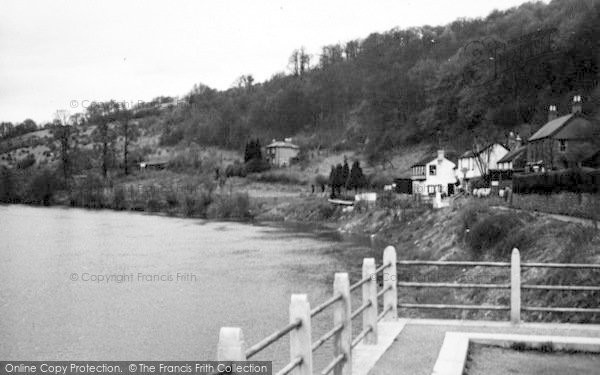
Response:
[0,0,537,124]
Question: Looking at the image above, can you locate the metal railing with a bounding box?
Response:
[396,248,600,322]
[217,246,398,375]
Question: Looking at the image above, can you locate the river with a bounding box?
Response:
[0,205,373,369]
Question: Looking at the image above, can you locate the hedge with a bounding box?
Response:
[513,169,600,194]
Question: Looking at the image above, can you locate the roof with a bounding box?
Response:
[497,146,526,163]
[266,141,299,149]
[411,151,458,167]
[459,143,509,159]
[528,114,574,141]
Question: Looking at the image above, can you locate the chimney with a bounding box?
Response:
[507,131,517,150]
[437,150,444,161]
[548,105,558,122]
[572,95,582,114]
[515,133,522,147]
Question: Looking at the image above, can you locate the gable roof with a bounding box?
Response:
[411,151,458,167]
[497,145,526,163]
[266,141,299,149]
[459,143,509,159]
[528,114,574,141]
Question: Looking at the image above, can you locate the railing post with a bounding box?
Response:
[383,246,398,320]
[217,327,246,360]
[334,273,352,375]
[370,234,376,250]
[510,248,521,324]
[289,294,313,375]
[362,258,378,344]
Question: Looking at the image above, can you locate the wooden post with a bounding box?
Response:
[289,294,313,375]
[334,273,352,375]
[510,248,521,324]
[362,258,378,344]
[217,327,246,360]
[383,246,398,321]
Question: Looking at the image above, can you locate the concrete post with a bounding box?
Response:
[510,248,521,324]
[289,294,313,375]
[362,258,378,344]
[370,234,376,250]
[383,246,398,320]
[334,273,352,375]
[217,327,246,360]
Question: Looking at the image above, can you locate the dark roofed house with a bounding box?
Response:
[526,96,600,171]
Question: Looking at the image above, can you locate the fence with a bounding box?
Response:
[217,247,600,374]
[217,246,398,375]
[397,248,600,323]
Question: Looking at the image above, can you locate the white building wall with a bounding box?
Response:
[414,157,457,196]
[457,144,509,182]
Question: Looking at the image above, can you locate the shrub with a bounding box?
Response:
[111,185,127,210]
[26,169,60,205]
[182,188,212,217]
[69,174,105,208]
[207,192,252,219]
[225,161,246,177]
[16,154,36,169]
[513,169,600,194]
[244,158,271,174]
[467,213,521,258]
[0,167,19,203]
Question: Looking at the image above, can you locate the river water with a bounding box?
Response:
[0,205,373,369]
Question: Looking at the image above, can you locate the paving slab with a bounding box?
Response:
[367,319,600,375]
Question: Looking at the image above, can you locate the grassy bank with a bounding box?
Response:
[336,197,600,323]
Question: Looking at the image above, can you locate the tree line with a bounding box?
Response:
[153,0,599,165]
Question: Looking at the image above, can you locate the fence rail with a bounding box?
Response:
[218,246,398,375]
[218,246,598,375]
[396,248,600,322]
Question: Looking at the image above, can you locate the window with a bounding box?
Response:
[427,185,436,194]
[429,165,437,176]
[559,139,567,153]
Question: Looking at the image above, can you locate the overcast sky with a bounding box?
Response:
[0,0,536,124]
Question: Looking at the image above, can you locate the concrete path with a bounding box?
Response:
[368,319,600,375]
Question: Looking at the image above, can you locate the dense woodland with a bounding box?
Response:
[151,0,600,164]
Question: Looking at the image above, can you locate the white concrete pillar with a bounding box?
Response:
[362,258,378,344]
[217,327,246,360]
[334,273,352,375]
[383,246,398,320]
[510,248,521,324]
[289,294,313,375]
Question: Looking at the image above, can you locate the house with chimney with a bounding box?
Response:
[411,150,458,196]
[489,131,528,185]
[265,138,299,167]
[456,143,509,189]
[527,96,600,171]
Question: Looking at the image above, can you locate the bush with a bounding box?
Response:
[182,188,212,217]
[248,171,306,185]
[225,161,246,178]
[69,174,105,208]
[467,213,521,258]
[111,185,127,210]
[0,167,19,203]
[513,169,600,194]
[207,192,252,219]
[16,154,36,169]
[26,169,60,205]
[244,158,271,174]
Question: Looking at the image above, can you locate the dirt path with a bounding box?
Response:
[491,205,598,227]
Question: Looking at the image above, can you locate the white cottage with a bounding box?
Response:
[456,143,509,186]
[411,150,458,196]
